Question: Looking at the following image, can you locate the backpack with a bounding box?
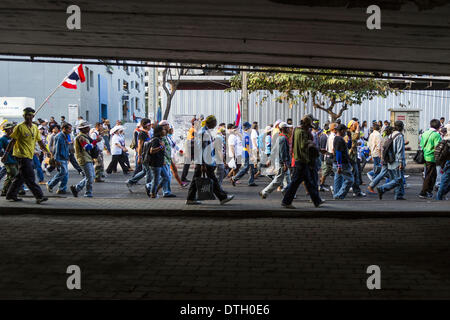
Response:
[382,133,402,164]
[435,139,450,166]
[142,137,157,165]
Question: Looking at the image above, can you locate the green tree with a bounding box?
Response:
[229,69,398,122]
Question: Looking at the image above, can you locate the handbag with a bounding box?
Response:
[195,171,216,200]
[414,134,430,164]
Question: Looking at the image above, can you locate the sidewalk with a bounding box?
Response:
[1,196,449,218]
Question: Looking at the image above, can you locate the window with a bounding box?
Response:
[135,97,140,111]
[131,81,134,89]
[136,82,140,92]
[85,67,90,90]
[118,79,121,91]
[123,80,129,92]
[86,110,89,121]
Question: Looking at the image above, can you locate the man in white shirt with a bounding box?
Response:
[320,123,337,190]
[367,123,382,181]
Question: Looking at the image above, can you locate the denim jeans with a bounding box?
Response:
[436,161,450,200]
[378,168,405,199]
[0,166,6,180]
[32,154,44,182]
[48,160,69,192]
[262,167,288,196]
[368,157,381,178]
[160,164,173,195]
[369,165,391,188]
[127,163,153,185]
[148,166,169,195]
[233,158,255,185]
[75,162,95,197]
[215,164,225,185]
[333,163,354,199]
[350,160,361,194]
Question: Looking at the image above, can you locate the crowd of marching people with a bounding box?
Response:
[0,108,449,206]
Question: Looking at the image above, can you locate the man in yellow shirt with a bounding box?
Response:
[1,107,51,203]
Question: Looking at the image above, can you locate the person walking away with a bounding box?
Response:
[181,118,197,183]
[70,121,101,197]
[367,126,394,194]
[281,115,323,208]
[367,123,382,181]
[376,121,406,200]
[419,119,442,199]
[46,123,72,194]
[231,122,257,187]
[332,124,354,200]
[90,122,106,182]
[214,127,227,186]
[186,115,234,205]
[1,107,50,203]
[147,125,168,198]
[167,125,187,188]
[259,122,292,198]
[106,126,130,175]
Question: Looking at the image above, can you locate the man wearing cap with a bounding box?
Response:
[231,121,257,187]
[1,108,51,203]
[70,121,102,198]
[319,123,335,192]
[281,114,323,209]
[347,120,366,197]
[259,122,292,198]
[186,115,234,205]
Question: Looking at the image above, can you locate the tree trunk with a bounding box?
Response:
[163,95,172,120]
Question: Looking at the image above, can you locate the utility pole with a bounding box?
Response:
[241,70,249,123]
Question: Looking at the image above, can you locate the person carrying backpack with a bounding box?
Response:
[376,121,406,200]
[419,119,442,199]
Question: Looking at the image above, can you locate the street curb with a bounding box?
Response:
[1,206,449,219]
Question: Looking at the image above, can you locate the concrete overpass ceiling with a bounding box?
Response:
[0,1,449,75]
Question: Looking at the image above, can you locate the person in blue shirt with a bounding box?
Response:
[46,123,72,194]
[0,123,19,196]
[231,122,257,187]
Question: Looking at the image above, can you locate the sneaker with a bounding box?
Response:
[319,185,330,192]
[126,182,134,193]
[367,186,377,194]
[36,197,48,204]
[376,187,384,200]
[353,192,366,198]
[366,173,373,182]
[46,183,53,193]
[281,202,296,209]
[186,200,202,205]
[163,193,177,198]
[70,185,78,198]
[56,190,67,195]
[95,178,105,183]
[144,185,151,198]
[220,194,235,205]
[259,191,267,199]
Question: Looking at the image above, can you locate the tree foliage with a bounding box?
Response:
[229,68,398,121]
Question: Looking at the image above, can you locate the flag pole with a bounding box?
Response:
[35,66,76,115]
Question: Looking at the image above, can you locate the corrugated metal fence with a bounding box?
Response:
[165,89,450,130]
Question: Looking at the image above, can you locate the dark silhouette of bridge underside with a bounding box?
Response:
[0,0,449,75]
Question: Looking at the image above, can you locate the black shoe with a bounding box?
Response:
[144,185,151,198]
[36,197,48,204]
[70,185,78,198]
[230,178,236,187]
[0,192,6,197]
[281,202,296,209]
[6,197,23,202]
[314,199,326,208]
[376,187,383,200]
[186,200,202,205]
[396,197,407,200]
[56,190,67,195]
[248,183,258,187]
[220,194,235,205]
[18,190,26,196]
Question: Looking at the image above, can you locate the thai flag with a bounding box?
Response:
[235,102,242,131]
[61,64,86,89]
